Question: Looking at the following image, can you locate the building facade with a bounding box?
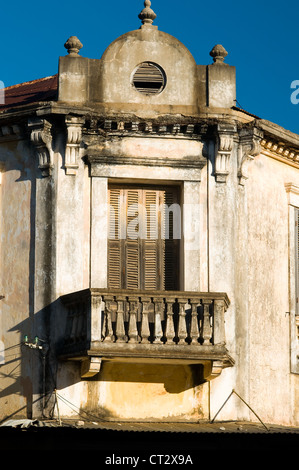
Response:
[0,1,298,427]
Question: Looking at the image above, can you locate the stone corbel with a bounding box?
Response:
[215,123,236,183]
[65,116,85,175]
[81,357,102,378]
[205,360,224,381]
[28,117,53,177]
[238,127,263,185]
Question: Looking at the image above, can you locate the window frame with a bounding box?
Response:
[107,183,180,291]
[285,183,299,374]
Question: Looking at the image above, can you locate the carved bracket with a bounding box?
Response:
[65,116,84,175]
[81,357,102,378]
[28,117,53,177]
[215,123,237,183]
[238,127,263,185]
[205,360,224,381]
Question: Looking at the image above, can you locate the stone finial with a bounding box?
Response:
[138,0,157,26]
[209,44,228,64]
[64,36,83,56]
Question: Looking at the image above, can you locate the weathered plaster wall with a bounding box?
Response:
[56,362,209,421]
[209,151,299,426]
[55,135,90,296]
[1,132,298,426]
[246,153,298,425]
[0,140,34,419]
[95,363,208,421]
[99,28,197,109]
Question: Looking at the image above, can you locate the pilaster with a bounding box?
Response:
[215,123,237,183]
[64,116,84,175]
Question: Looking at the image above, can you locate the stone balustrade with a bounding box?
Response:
[101,291,227,346]
[58,288,234,378]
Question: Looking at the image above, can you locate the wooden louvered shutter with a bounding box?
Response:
[143,189,162,290]
[133,62,165,95]
[163,188,179,291]
[108,186,179,291]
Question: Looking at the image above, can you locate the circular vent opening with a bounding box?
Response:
[132,62,166,95]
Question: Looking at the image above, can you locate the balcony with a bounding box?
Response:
[57,288,234,379]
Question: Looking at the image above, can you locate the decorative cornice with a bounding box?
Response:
[261,137,299,168]
[28,117,53,177]
[285,182,299,196]
[95,118,208,139]
[86,153,206,170]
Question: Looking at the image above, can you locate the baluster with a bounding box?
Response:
[190,300,201,345]
[103,297,114,342]
[202,299,213,345]
[128,297,138,343]
[115,296,127,343]
[153,297,163,343]
[177,299,188,344]
[165,297,176,343]
[90,294,102,343]
[213,299,226,345]
[140,297,151,343]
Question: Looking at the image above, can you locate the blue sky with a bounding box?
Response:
[1,0,299,134]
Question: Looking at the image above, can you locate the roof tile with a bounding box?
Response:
[0,75,58,111]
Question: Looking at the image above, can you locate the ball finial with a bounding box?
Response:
[64,36,83,56]
[138,0,157,26]
[209,44,228,64]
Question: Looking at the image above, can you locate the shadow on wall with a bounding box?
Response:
[3,302,61,421]
[94,362,206,394]
[0,140,58,421]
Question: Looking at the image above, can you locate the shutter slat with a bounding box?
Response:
[143,191,160,290]
[133,62,165,94]
[108,188,122,288]
[108,245,121,288]
[126,244,139,289]
[126,190,140,289]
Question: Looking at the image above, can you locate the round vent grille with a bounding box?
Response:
[132,62,166,95]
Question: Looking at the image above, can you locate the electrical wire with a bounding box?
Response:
[235,99,244,109]
[55,391,105,424]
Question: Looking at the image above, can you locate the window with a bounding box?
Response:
[108,185,179,291]
[291,203,299,373]
[285,183,299,373]
[132,62,166,95]
[295,209,299,339]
